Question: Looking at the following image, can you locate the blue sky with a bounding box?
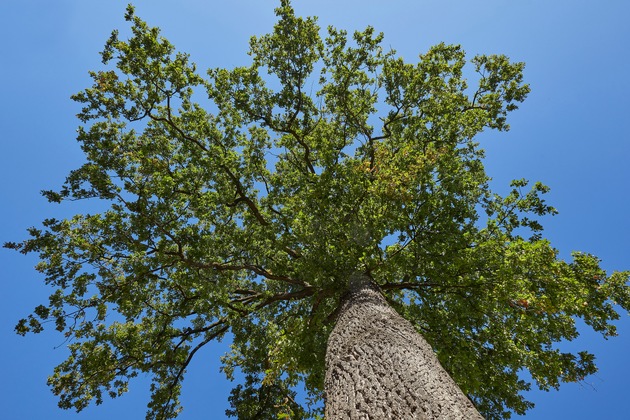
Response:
[1,1,628,418]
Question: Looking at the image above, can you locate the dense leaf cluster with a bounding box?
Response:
[7,1,629,419]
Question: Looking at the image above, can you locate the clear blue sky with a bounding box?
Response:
[1,1,628,418]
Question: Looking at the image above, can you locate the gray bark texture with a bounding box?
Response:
[325,273,484,419]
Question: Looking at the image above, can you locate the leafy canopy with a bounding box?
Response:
[7,2,630,419]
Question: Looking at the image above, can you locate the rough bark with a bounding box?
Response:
[325,273,484,419]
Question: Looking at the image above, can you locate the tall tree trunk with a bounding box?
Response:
[325,273,483,419]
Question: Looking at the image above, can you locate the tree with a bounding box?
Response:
[6,1,630,418]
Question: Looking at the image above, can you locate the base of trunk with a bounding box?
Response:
[324,274,483,419]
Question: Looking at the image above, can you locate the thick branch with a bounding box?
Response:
[158,323,230,418]
[147,104,270,227]
[220,163,270,226]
